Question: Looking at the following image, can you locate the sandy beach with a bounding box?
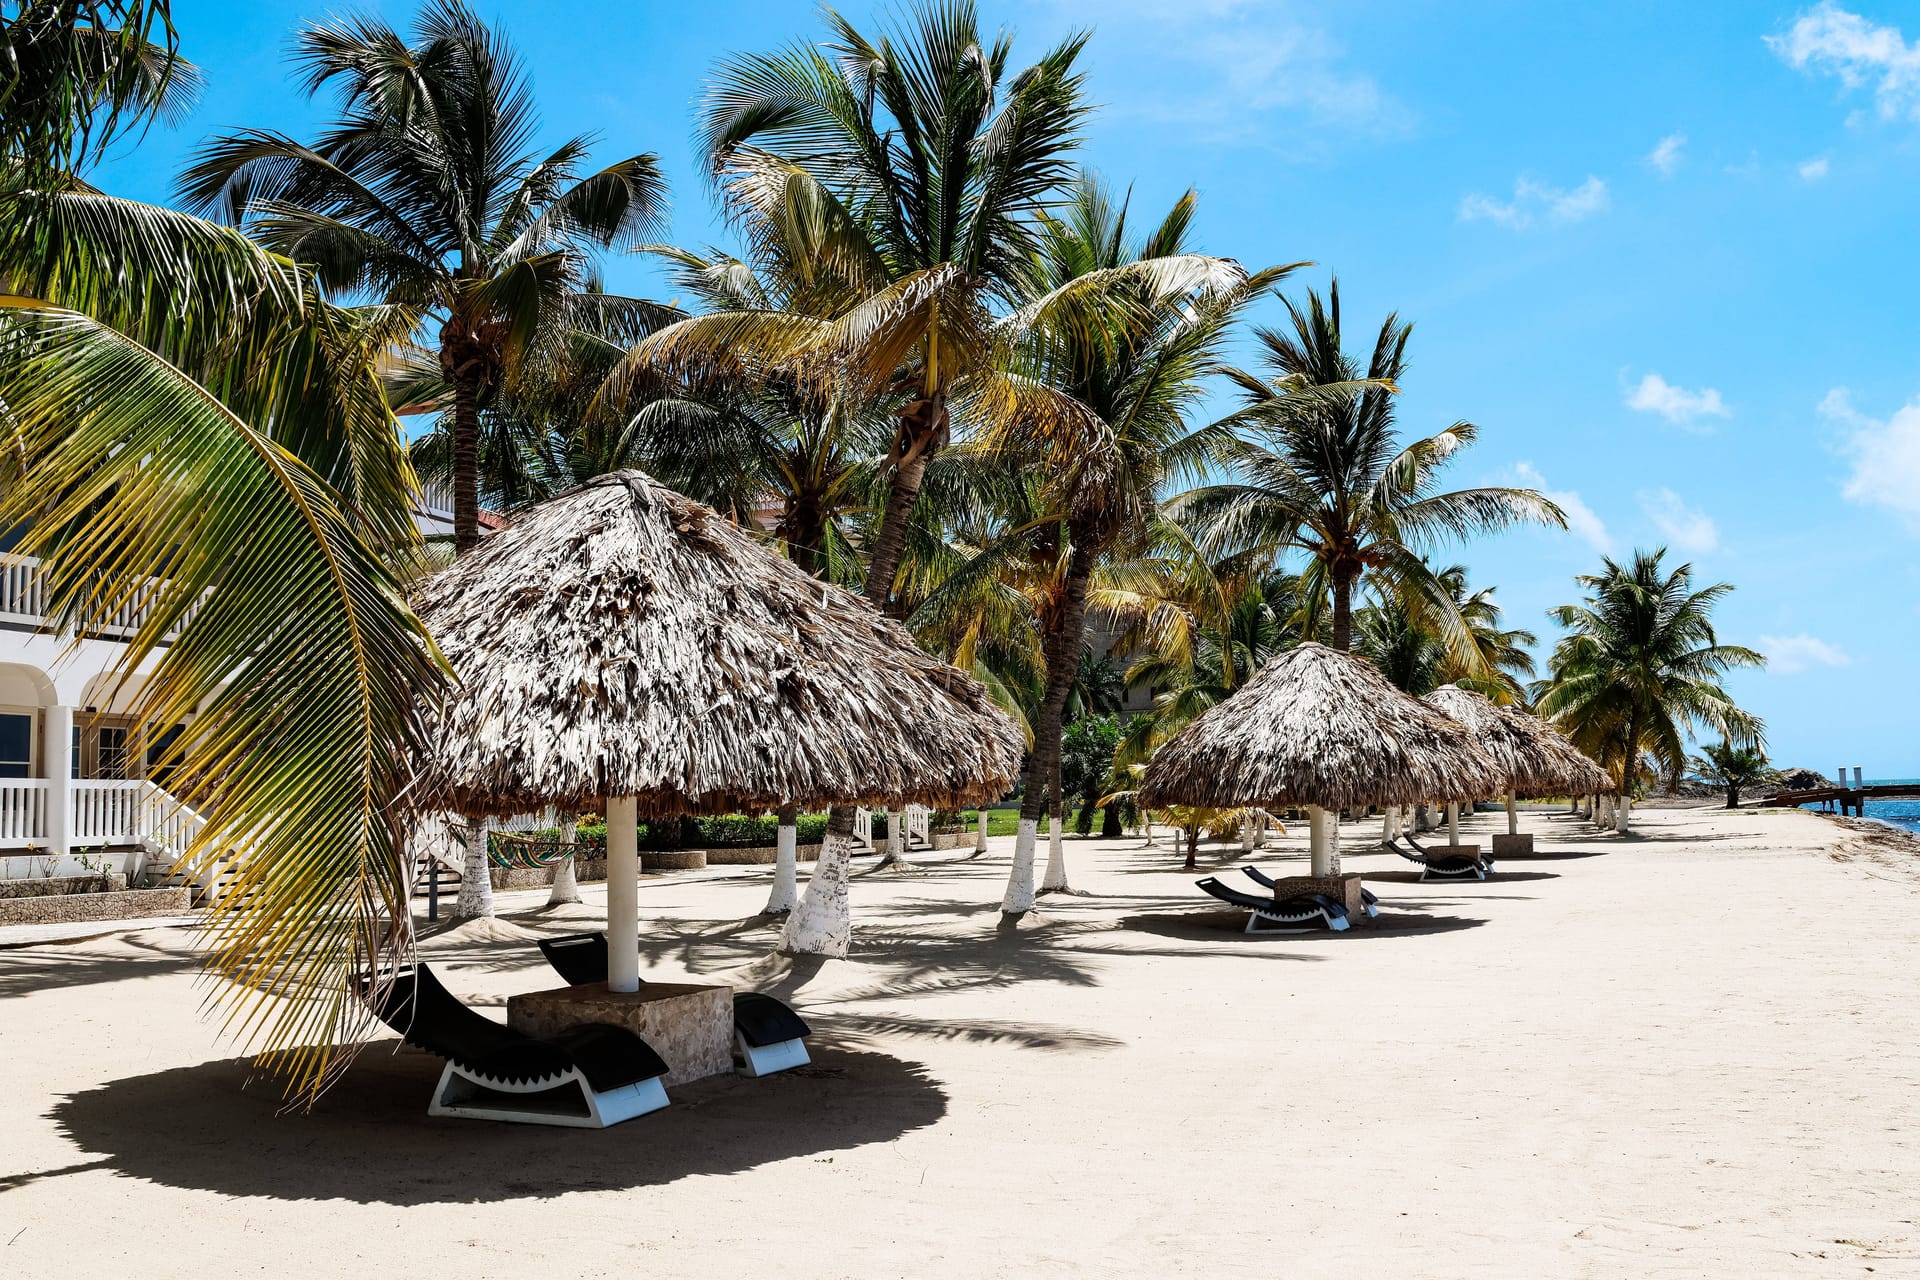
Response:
[3,803,1916,1279]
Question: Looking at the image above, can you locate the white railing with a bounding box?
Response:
[903,804,931,848]
[0,552,196,640]
[853,807,874,849]
[0,780,50,847]
[70,779,146,844]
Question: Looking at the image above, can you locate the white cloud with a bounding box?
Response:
[1624,372,1732,427]
[1822,386,1920,526]
[1515,462,1612,554]
[1647,132,1687,174]
[1758,633,1851,673]
[1638,488,1720,553]
[1767,3,1920,120]
[1043,2,1412,143]
[1459,176,1610,229]
[1799,154,1832,179]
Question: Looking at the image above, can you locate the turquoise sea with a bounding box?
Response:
[1800,778,1920,834]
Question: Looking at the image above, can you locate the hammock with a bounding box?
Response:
[447,824,580,869]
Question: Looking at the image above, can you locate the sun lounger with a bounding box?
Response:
[535,932,812,1078]
[1240,866,1380,918]
[1392,836,1491,880]
[1195,877,1351,933]
[358,964,669,1128]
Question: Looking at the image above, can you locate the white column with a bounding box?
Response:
[1506,793,1519,836]
[764,817,799,914]
[1380,807,1397,845]
[606,796,640,992]
[1308,805,1331,876]
[974,809,989,854]
[1446,801,1460,847]
[45,703,73,857]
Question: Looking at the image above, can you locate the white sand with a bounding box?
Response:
[2,804,1916,1278]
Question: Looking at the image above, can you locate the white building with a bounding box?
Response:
[0,490,478,882]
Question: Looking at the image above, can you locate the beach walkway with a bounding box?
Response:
[1,805,1914,1278]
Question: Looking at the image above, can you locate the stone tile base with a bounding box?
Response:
[1265,872,1368,924]
[0,886,192,926]
[1490,833,1534,857]
[508,981,733,1086]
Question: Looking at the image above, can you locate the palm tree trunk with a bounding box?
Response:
[788,413,940,953]
[764,803,800,914]
[450,363,483,556]
[1041,749,1068,892]
[781,806,857,958]
[546,817,581,906]
[455,816,493,919]
[1330,567,1357,651]
[1008,546,1094,913]
[1184,823,1198,870]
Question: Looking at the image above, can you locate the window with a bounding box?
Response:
[145,724,183,790]
[95,726,129,780]
[0,713,29,778]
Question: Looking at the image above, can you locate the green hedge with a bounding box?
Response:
[539,812,833,851]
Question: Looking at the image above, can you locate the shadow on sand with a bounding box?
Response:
[45,1041,945,1206]
[1120,906,1488,942]
[1356,869,1560,886]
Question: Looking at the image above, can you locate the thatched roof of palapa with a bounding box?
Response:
[1138,642,1506,812]
[411,470,1024,818]
[1499,707,1613,797]
[1423,685,1568,798]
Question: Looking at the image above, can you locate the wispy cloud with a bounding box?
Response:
[1515,462,1612,553]
[1638,488,1720,553]
[1647,132,1687,174]
[1458,176,1610,229]
[1758,633,1851,673]
[1767,3,1920,120]
[1041,2,1412,144]
[1799,154,1832,179]
[1822,386,1920,527]
[1624,372,1732,428]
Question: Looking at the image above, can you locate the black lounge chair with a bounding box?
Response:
[359,964,669,1127]
[536,933,812,1078]
[1240,866,1380,918]
[1392,835,1491,881]
[1195,877,1350,933]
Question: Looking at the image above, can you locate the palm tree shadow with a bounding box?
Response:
[45,1040,944,1206]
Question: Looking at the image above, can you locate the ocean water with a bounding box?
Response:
[1800,778,1920,834]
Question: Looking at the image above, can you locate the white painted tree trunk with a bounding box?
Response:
[1143,816,1156,847]
[547,819,581,906]
[1615,791,1632,835]
[607,797,640,991]
[1256,811,1269,848]
[455,816,494,919]
[764,818,800,914]
[1308,805,1332,876]
[1040,814,1068,891]
[1239,814,1255,853]
[783,825,856,958]
[1003,818,1040,912]
[974,810,990,855]
[1598,793,1613,826]
[1328,808,1342,874]
[1381,807,1398,844]
[1505,794,1519,836]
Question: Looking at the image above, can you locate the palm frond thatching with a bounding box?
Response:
[411,470,1024,817]
[1422,684,1569,798]
[1138,642,1504,811]
[1499,705,1613,797]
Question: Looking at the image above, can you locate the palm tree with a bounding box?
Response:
[1690,741,1775,809]
[1179,282,1564,663]
[1355,565,1536,701]
[177,0,669,555]
[640,2,1153,955]
[1,1,194,182]
[978,178,1286,908]
[1534,549,1766,833]
[0,11,449,1102]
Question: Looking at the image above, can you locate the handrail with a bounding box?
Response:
[0,552,199,640]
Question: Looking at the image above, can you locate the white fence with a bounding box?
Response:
[852,804,932,852]
[0,552,196,638]
[0,780,50,845]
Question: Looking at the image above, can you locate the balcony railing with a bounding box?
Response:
[0,553,194,640]
[0,778,204,854]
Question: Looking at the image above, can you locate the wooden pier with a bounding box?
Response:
[1766,782,1920,817]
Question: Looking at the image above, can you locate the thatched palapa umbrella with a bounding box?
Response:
[1422,685,1569,849]
[1139,643,1504,875]
[411,470,1024,970]
[1501,706,1612,819]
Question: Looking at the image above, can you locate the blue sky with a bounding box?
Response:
[91,0,1920,774]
